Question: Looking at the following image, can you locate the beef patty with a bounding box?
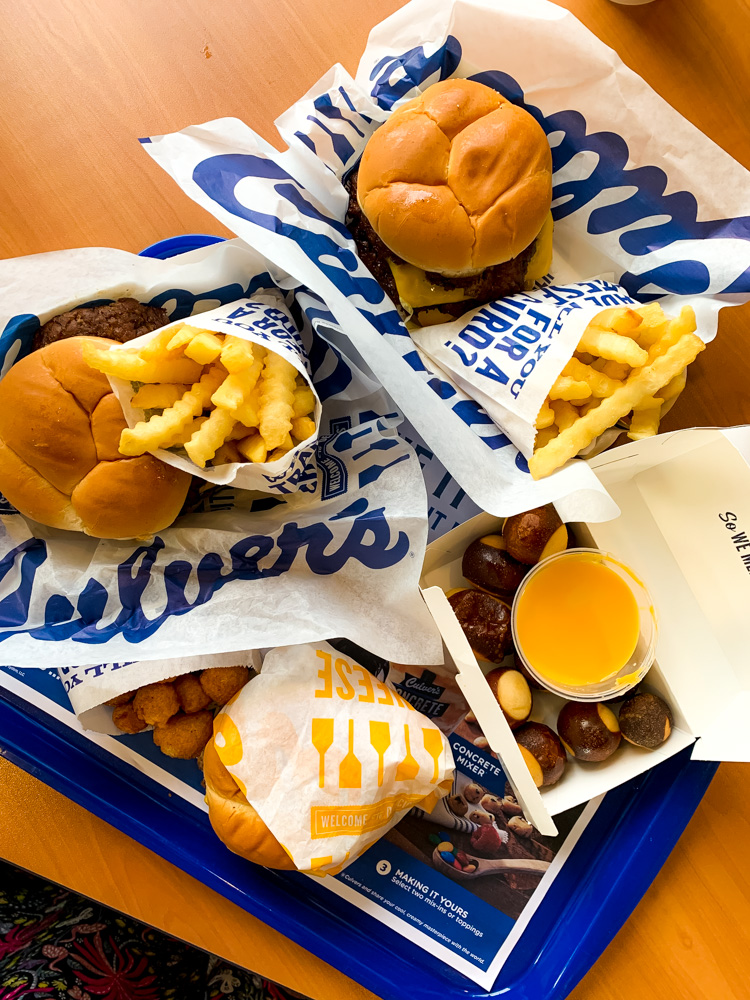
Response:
[32,298,169,352]
[345,169,536,324]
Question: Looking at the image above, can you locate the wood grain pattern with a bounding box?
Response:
[0,0,749,998]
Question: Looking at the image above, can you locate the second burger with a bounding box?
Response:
[346,78,553,326]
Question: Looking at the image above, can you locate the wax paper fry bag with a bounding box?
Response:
[104,293,322,489]
[142,0,749,515]
[211,641,455,874]
[410,279,706,461]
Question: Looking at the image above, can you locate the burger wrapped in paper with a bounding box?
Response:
[347,78,553,325]
[0,336,190,538]
[204,642,455,874]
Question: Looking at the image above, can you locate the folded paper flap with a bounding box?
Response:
[587,428,750,757]
[692,692,750,762]
[420,587,558,837]
[214,641,455,873]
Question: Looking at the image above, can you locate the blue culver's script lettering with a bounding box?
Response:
[0,495,409,646]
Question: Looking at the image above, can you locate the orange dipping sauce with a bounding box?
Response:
[514,552,641,687]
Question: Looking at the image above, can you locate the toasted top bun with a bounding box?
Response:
[357,79,552,277]
[203,738,296,870]
[0,336,191,538]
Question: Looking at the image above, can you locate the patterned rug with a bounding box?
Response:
[0,860,308,1000]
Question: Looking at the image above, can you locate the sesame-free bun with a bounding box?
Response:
[203,738,296,870]
[357,79,552,276]
[0,336,191,538]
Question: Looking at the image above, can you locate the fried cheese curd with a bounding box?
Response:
[153,710,214,759]
[106,666,252,761]
[199,665,250,704]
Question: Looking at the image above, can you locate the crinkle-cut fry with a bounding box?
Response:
[237,432,268,463]
[563,357,624,398]
[589,307,643,335]
[631,303,670,347]
[259,352,297,449]
[234,384,262,428]
[184,331,224,365]
[163,415,208,448]
[130,383,190,409]
[549,376,592,402]
[292,385,316,418]
[579,397,602,417]
[291,416,316,441]
[574,351,596,366]
[220,336,263,373]
[212,441,244,465]
[647,306,697,362]
[184,407,236,468]
[227,421,259,441]
[660,367,687,402]
[535,425,559,450]
[82,342,203,384]
[577,326,648,367]
[601,360,631,381]
[119,365,225,456]
[627,396,663,441]
[268,446,291,462]
[138,327,184,360]
[211,355,264,414]
[610,308,643,335]
[550,399,579,432]
[535,402,555,430]
[633,303,666,324]
[530,333,705,479]
[167,324,205,352]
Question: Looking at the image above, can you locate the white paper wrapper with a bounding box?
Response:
[212,641,455,874]
[0,242,442,667]
[142,0,749,518]
[58,650,259,733]
[107,293,322,490]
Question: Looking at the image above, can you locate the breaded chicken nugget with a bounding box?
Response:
[105,692,134,708]
[153,710,214,759]
[133,682,180,727]
[199,666,250,705]
[174,673,212,714]
[112,702,147,734]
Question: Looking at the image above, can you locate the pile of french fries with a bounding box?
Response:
[530,303,704,479]
[83,325,316,469]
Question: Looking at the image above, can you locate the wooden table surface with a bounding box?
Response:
[1,0,749,998]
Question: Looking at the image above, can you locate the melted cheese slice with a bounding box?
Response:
[388,261,470,310]
[388,212,555,311]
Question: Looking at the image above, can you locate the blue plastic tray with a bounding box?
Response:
[0,235,718,1000]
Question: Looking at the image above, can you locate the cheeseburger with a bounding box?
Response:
[346,79,553,325]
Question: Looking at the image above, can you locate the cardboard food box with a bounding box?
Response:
[421,427,750,836]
